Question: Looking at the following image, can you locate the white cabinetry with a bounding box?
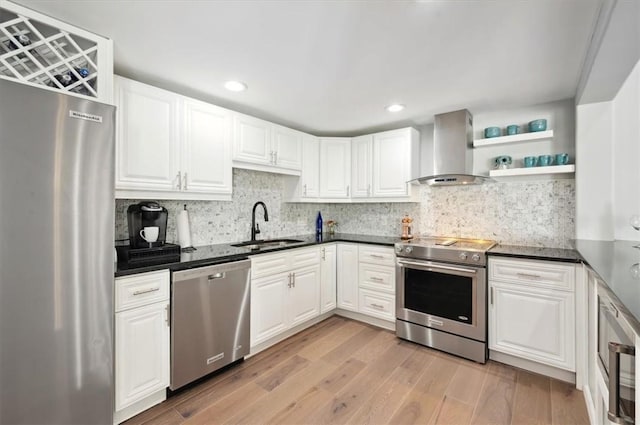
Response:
[319,138,351,198]
[357,245,395,322]
[320,244,337,313]
[233,114,302,174]
[372,128,417,197]
[250,247,321,348]
[489,257,576,373]
[114,270,170,424]
[114,76,232,200]
[351,135,373,198]
[336,243,359,311]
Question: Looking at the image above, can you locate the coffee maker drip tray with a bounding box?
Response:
[117,243,181,267]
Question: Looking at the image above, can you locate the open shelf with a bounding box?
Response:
[474,130,554,147]
[489,164,575,177]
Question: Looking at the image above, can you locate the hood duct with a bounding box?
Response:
[413,109,492,186]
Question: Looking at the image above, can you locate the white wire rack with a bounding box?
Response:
[0,7,99,98]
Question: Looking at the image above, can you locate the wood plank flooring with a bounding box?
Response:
[124,316,589,425]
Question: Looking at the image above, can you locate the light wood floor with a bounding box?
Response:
[125,316,589,425]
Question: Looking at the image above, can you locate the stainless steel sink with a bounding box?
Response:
[231,238,304,250]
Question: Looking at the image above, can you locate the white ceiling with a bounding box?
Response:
[15,0,601,136]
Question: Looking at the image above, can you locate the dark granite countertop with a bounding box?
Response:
[574,239,640,334]
[488,244,582,263]
[115,233,400,277]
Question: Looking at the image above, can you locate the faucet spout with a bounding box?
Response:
[251,201,269,241]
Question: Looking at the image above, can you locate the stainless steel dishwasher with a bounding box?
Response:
[170,259,251,390]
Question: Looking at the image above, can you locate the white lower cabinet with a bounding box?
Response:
[489,257,576,373]
[250,247,321,348]
[337,243,359,311]
[320,244,337,313]
[114,270,170,424]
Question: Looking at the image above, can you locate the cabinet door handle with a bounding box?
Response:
[371,303,385,310]
[287,273,292,288]
[274,151,278,165]
[490,287,494,305]
[346,185,350,197]
[292,272,296,287]
[133,287,160,296]
[176,171,182,190]
[165,304,170,327]
[321,247,325,260]
[367,184,371,196]
[517,272,541,279]
[607,342,635,423]
[183,172,188,190]
[303,184,307,197]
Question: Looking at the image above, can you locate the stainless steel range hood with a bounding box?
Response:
[413,109,492,186]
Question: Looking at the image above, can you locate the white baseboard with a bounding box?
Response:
[335,309,395,331]
[113,388,166,424]
[490,350,576,384]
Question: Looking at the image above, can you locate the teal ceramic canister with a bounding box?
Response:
[506,125,520,135]
[538,155,553,166]
[555,153,569,165]
[523,156,537,167]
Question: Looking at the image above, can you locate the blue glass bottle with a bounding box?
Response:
[315,211,323,240]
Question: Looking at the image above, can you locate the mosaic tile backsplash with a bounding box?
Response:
[115,169,575,248]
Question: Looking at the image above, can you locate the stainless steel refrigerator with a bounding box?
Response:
[0,79,115,424]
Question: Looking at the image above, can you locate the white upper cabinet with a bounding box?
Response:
[182,98,232,194]
[232,114,303,174]
[319,138,352,198]
[272,124,303,170]
[233,113,272,166]
[114,76,232,201]
[115,77,180,192]
[351,135,373,198]
[372,128,418,197]
[300,135,319,198]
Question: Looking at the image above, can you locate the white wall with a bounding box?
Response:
[472,99,575,174]
[575,101,614,240]
[612,60,640,240]
[576,59,640,241]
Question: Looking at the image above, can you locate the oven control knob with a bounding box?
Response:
[459,252,468,260]
[472,253,481,262]
[395,245,403,253]
[405,246,413,253]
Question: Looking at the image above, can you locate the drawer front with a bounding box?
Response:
[290,246,320,269]
[358,263,395,294]
[251,252,290,279]
[358,245,395,266]
[489,258,575,291]
[358,288,395,321]
[115,270,170,312]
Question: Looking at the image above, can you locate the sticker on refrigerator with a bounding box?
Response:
[69,110,102,123]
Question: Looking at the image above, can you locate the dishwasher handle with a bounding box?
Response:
[172,258,251,283]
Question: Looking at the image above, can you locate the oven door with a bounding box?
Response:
[597,284,636,424]
[396,258,486,342]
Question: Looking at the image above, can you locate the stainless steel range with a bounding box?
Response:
[395,237,496,363]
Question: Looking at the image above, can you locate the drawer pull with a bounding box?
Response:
[371,303,385,310]
[370,277,385,282]
[133,287,160,296]
[369,254,385,259]
[516,272,541,279]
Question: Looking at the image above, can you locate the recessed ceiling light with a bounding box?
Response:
[224,81,247,92]
[386,104,405,112]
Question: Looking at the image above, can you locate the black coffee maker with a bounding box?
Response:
[127,201,168,248]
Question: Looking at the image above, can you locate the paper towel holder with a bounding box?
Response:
[178,204,197,252]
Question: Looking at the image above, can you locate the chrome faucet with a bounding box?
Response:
[251,201,269,241]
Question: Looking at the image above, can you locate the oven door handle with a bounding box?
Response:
[608,341,635,424]
[397,259,479,275]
